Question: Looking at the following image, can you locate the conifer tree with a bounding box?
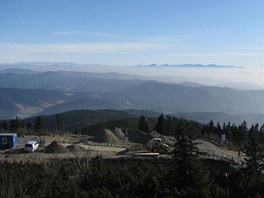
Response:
[165,115,172,135]
[155,114,166,134]
[137,115,149,133]
[244,134,260,172]
[34,116,44,132]
[56,114,63,134]
[229,135,264,197]
[2,121,7,132]
[169,133,212,197]
[9,116,21,132]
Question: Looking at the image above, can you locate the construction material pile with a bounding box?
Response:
[44,141,68,153]
[94,129,120,144]
[127,130,153,144]
[112,128,125,140]
[66,144,86,152]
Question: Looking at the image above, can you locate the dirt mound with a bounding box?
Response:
[94,129,120,144]
[66,144,86,152]
[44,141,68,153]
[127,130,153,144]
[113,128,125,140]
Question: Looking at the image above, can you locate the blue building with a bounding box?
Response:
[0,133,17,149]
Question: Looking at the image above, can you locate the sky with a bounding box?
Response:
[0,0,264,67]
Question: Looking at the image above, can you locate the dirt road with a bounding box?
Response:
[196,139,239,159]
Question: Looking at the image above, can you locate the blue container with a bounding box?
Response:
[0,133,17,149]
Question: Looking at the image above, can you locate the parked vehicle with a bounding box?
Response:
[24,141,39,152]
[30,137,45,147]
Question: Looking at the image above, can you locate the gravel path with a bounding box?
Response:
[196,139,239,159]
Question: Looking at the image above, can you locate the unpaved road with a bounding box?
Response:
[1,140,126,162]
[196,139,239,159]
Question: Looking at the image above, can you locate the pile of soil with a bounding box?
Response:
[66,144,86,152]
[94,129,120,144]
[44,141,68,153]
[127,130,153,144]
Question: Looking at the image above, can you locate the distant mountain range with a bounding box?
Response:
[0,69,145,93]
[1,62,262,90]
[174,112,264,126]
[138,64,243,68]
[0,68,263,124]
[2,62,240,68]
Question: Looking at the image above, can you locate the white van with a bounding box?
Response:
[24,141,39,152]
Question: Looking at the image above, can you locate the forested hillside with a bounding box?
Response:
[1,69,263,120]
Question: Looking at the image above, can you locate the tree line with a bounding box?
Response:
[1,113,263,151]
[0,114,63,135]
[138,114,264,150]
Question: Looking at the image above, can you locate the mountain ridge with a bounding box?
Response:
[138,63,243,68]
[0,68,263,121]
[19,109,264,132]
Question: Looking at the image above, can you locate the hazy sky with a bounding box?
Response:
[0,0,264,67]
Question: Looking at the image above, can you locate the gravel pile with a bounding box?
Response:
[94,129,120,144]
[66,144,86,152]
[44,141,68,153]
[127,130,153,144]
[112,128,125,140]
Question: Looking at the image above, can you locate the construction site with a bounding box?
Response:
[0,127,242,167]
